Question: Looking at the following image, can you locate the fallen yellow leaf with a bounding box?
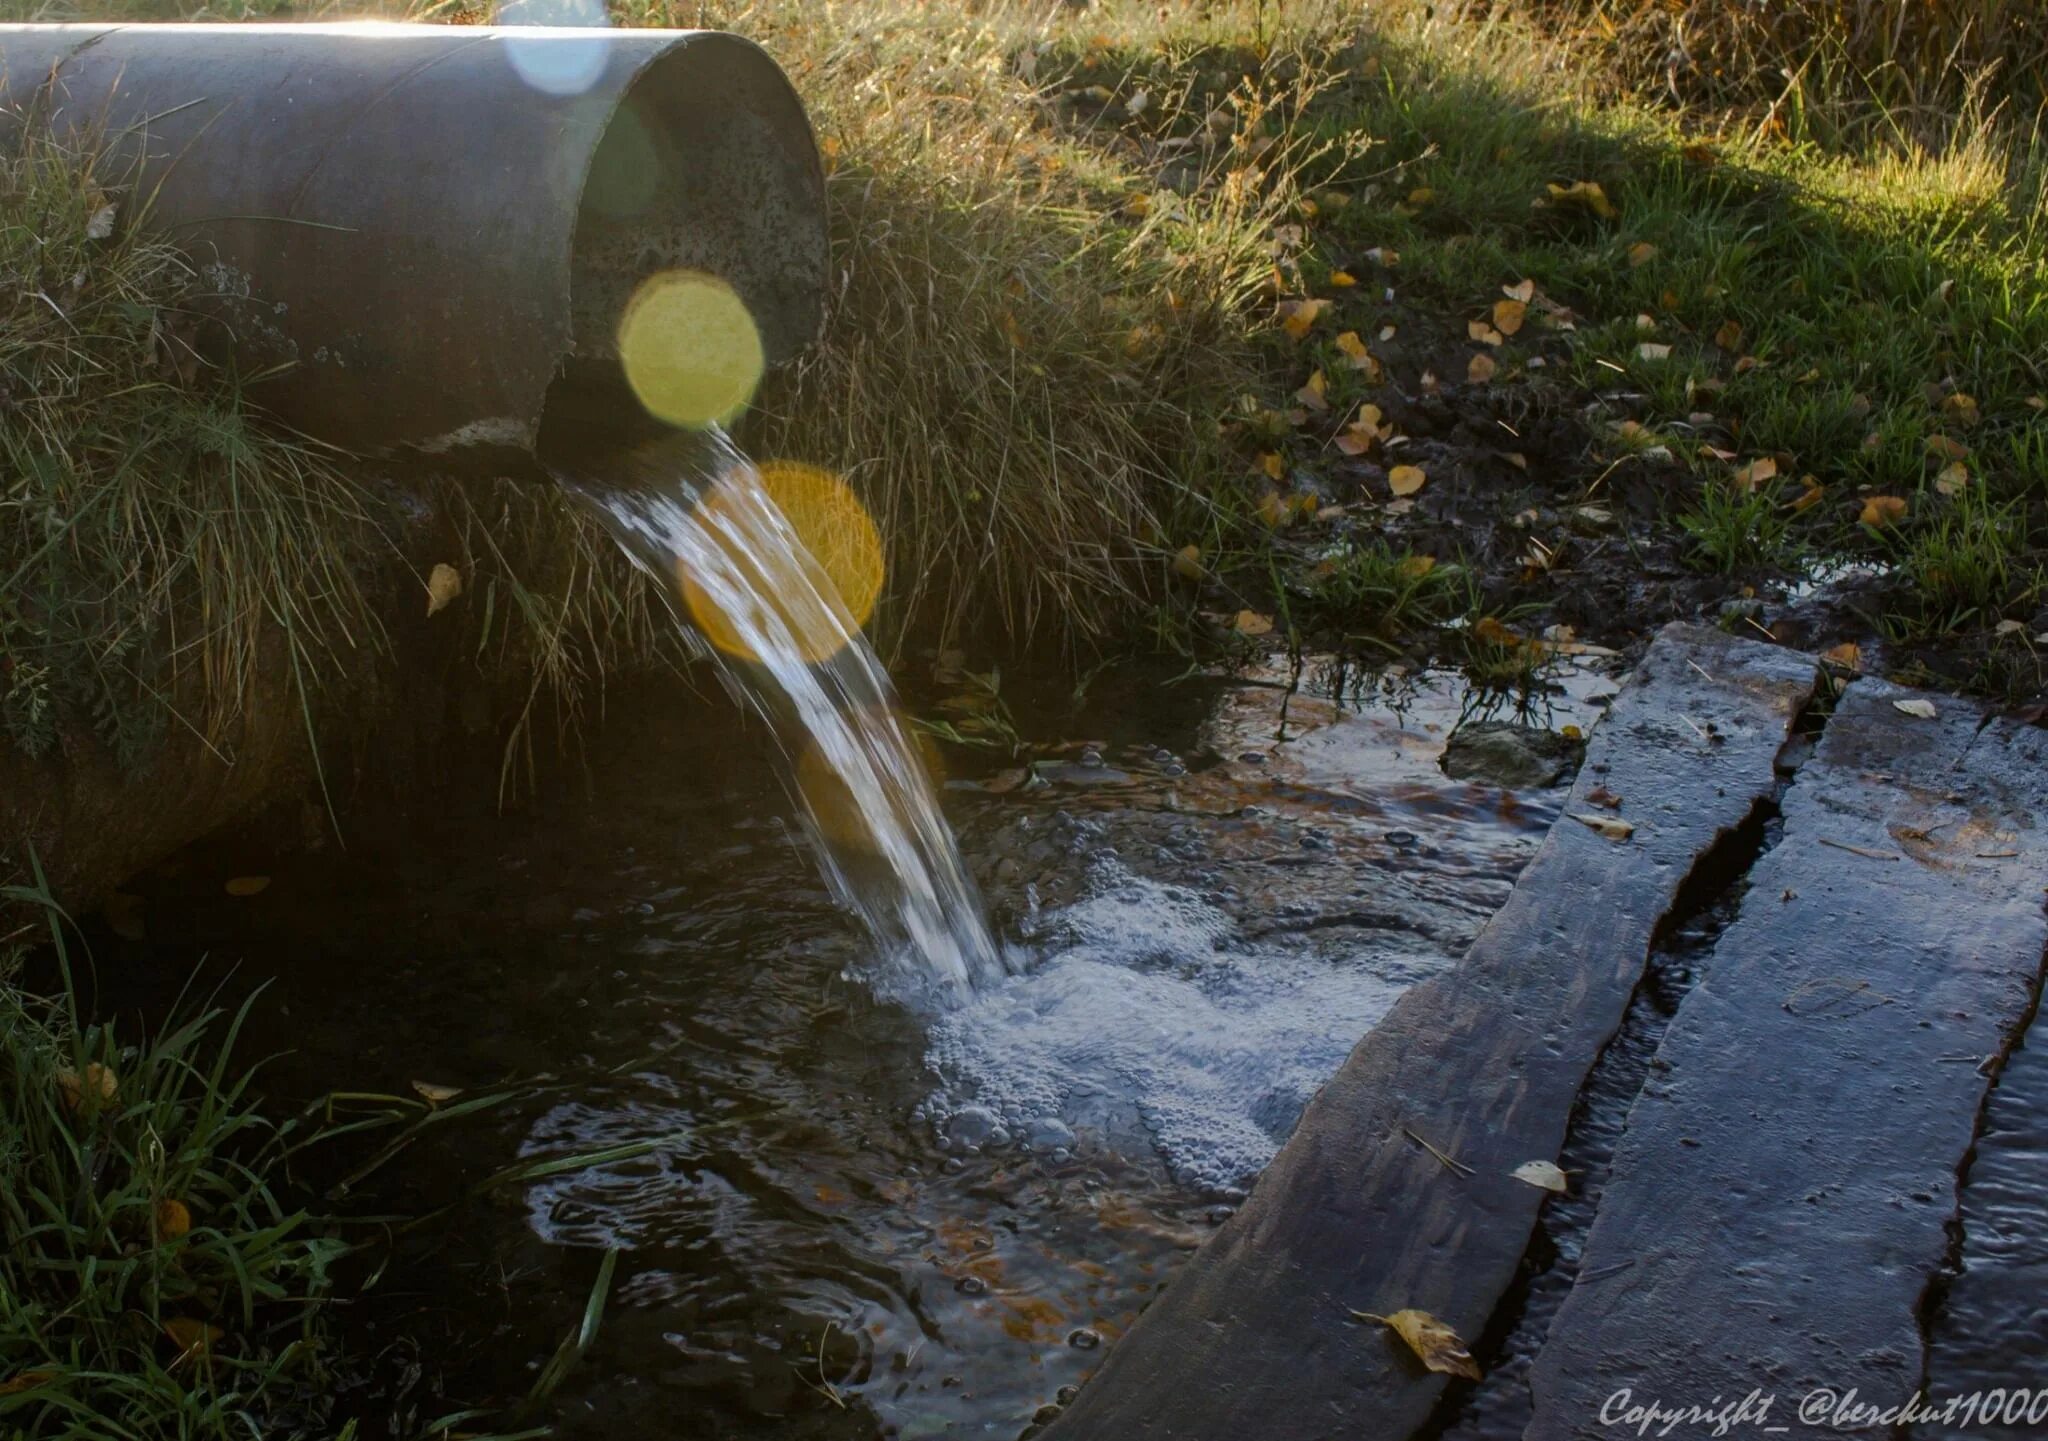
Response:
[1546,179,1618,219]
[1232,609,1275,637]
[1512,1160,1568,1193]
[1296,369,1329,411]
[56,1062,117,1114]
[1387,465,1427,497]
[1397,554,1437,580]
[1350,1308,1482,1381]
[1730,457,1777,491]
[1714,319,1742,350]
[156,1198,192,1240]
[1626,241,1657,267]
[1941,392,1980,427]
[1571,812,1636,841]
[225,876,270,897]
[1329,269,1357,288]
[411,1080,463,1104]
[1261,451,1285,481]
[163,1318,223,1366]
[1925,435,1970,462]
[1635,342,1671,362]
[1334,330,1375,372]
[1860,495,1908,528]
[1172,544,1205,581]
[1468,320,1505,347]
[1935,461,1969,496]
[1492,298,1527,336]
[1504,279,1536,304]
[0,1372,56,1397]
[426,564,462,617]
[1820,641,1863,671]
[1467,353,1497,384]
[1277,297,1330,340]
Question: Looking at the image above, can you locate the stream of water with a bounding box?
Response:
[562,427,1005,1001]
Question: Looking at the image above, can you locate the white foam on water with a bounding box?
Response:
[925,860,1413,1194]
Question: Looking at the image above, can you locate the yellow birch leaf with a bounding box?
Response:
[1350,1308,1482,1381]
[426,562,463,617]
[1571,812,1636,841]
[156,1198,192,1240]
[1730,457,1777,491]
[1468,353,1497,384]
[1232,609,1275,636]
[1546,180,1617,219]
[1329,269,1357,288]
[1388,465,1427,497]
[1859,495,1908,528]
[1935,461,1969,496]
[1714,320,1742,350]
[1941,392,1980,427]
[1626,241,1657,267]
[1296,369,1329,410]
[1492,299,1527,336]
[1512,1160,1568,1193]
[225,876,270,897]
[1504,279,1536,304]
[1172,544,1205,580]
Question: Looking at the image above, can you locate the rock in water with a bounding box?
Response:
[1440,721,1583,789]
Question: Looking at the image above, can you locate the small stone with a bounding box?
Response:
[957,1275,989,1295]
[1068,1328,1103,1350]
[1034,1405,1065,1424]
[1057,1385,1081,1405]
[1441,721,1585,790]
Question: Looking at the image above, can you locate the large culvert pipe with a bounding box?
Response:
[0,23,827,463]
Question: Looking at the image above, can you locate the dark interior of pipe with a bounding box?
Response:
[543,34,823,452]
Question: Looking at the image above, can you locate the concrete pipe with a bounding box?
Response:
[0,22,828,464]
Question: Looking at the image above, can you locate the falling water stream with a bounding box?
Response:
[561,426,1006,1000]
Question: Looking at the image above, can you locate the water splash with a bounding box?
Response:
[560,426,1006,999]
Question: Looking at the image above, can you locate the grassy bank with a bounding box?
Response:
[5,0,2046,782]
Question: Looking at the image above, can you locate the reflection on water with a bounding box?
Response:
[105,653,1616,1438]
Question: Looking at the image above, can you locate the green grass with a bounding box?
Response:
[0,875,346,1438]
[1301,542,1468,641]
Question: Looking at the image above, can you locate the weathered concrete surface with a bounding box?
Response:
[1049,625,1818,1441]
[1525,684,2048,1439]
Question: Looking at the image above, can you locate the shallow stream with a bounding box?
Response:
[99,653,1614,1438]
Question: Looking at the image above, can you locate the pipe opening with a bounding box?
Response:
[544,32,824,453]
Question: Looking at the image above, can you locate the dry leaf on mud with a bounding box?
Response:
[1859,495,1908,528]
[225,876,271,897]
[1469,319,1505,346]
[1893,698,1938,720]
[1585,785,1623,810]
[1492,298,1527,336]
[1570,813,1636,841]
[1468,353,1498,384]
[1349,1308,1483,1381]
[1388,465,1427,497]
[1232,610,1275,637]
[1512,1160,1569,1193]
[1935,461,1969,496]
[1297,368,1330,411]
[426,563,463,617]
[1277,297,1330,340]
[1504,278,1536,304]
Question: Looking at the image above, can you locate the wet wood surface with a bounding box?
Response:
[1049,625,1819,1441]
[1524,683,2048,1439]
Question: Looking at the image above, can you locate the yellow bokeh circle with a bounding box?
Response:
[616,270,764,428]
[678,460,886,664]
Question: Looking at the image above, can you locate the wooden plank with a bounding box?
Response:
[1048,625,1818,1441]
[1524,683,2048,1439]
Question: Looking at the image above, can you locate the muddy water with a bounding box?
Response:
[105,654,1616,1438]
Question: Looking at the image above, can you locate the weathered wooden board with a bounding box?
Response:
[1049,625,1818,1441]
[1524,683,2048,1439]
